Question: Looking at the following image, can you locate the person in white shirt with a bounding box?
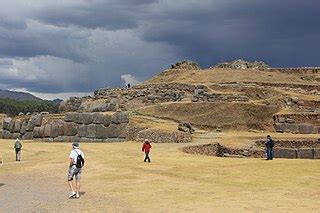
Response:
[67,142,85,199]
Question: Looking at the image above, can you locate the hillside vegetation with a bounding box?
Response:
[0,98,59,116]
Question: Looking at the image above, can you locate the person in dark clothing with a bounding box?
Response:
[127,83,131,89]
[265,135,274,160]
[142,139,152,163]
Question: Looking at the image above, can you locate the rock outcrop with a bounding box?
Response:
[170,60,201,70]
[214,59,270,70]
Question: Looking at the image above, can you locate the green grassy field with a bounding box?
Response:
[0,139,320,212]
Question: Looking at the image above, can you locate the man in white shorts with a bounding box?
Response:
[67,142,85,199]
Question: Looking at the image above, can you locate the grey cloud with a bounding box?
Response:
[0,0,319,96]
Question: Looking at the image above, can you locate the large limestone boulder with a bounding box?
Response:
[77,125,87,137]
[2,130,12,139]
[20,121,28,134]
[14,120,22,133]
[93,113,105,124]
[8,120,15,133]
[3,118,12,131]
[34,115,43,126]
[103,114,112,127]
[273,148,297,159]
[86,124,96,138]
[64,112,77,122]
[313,148,320,159]
[111,112,129,124]
[96,124,107,139]
[79,113,94,125]
[12,133,21,139]
[22,132,33,140]
[63,122,78,136]
[44,124,52,138]
[33,126,45,138]
[298,123,314,134]
[297,148,314,159]
[51,123,60,138]
[106,124,120,138]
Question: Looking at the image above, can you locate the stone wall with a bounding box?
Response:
[273,113,320,134]
[62,83,196,113]
[269,67,320,75]
[126,124,192,143]
[255,139,320,159]
[0,114,43,140]
[0,112,129,142]
[192,85,249,102]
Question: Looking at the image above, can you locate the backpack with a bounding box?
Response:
[75,150,84,168]
[270,139,274,148]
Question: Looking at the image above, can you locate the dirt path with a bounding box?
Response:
[0,169,132,212]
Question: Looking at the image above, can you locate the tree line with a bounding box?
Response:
[0,98,59,116]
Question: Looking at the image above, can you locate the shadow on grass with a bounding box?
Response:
[80,192,86,196]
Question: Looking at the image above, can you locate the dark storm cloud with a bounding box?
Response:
[0,0,319,96]
[36,0,158,30]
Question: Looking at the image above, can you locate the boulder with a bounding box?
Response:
[33,127,42,138]
[63,122,78,136]
[284,123,299,133]
[274,123,285,132]
[277,117,286,123]
[298,123,314,134]
[273,148,297,159]
[70,136,80,142]
[54,136,68,142]
[13,120,22,132]
[96,124,107,139]
[313,148,320,159]
[297,148,314,159]
[44,124,52,138]
[118,123,127,139]
[12,133,21,139]
[77,125,87,138]
[3,118,12,130]
[27,116,36,131]
[51,123,60,138]
[106,124,119,138]
[86,124,96,138]
[103,114,112,127]
[22,132,33,140]
[2,130,12,139]
[43,138,54,142]
[81,113,94,125]
[178,121,195,134]
[111,111,129,124]
[20,121,28,134]
[8,120,15,133]
[64,112,77,122]
[93,113,104,124]
[34,115,43,126]
[58,124,64,136]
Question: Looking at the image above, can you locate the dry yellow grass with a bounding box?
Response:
[147,68,317,86]
[1,138,320,212]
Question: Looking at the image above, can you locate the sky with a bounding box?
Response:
[0,0,319,100]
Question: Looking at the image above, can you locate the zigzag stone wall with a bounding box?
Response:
[0,112,129,142]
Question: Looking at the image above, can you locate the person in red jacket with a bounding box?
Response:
[142,139,152,163]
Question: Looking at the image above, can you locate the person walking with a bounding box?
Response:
[265,135,274,160]
[14,138,22,161]
[142,139,152,163]
[67,142,85,199]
